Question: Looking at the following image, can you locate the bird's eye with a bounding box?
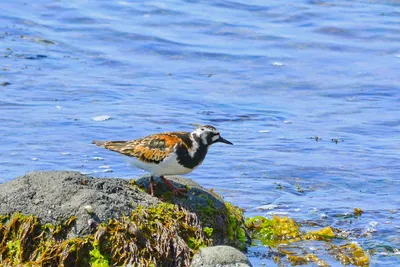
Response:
[201,128,204,131]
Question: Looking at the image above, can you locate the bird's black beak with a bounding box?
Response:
[217,136,233,145]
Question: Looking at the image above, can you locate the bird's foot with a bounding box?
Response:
[171,187,188,196]
[160,176,187,197]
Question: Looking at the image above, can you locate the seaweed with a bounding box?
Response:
[245,216,301,247]
[0,203,214,267]
[246,215,370,266]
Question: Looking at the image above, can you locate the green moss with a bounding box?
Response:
[6,240,21,264]
[187,237,206,250]
[161,191,174,201]
[203,227,213,238]
[195,196,219,218]
[89,241,109,267]
[0,214,9,224]
[225,202,248,250]
[128,179,146,192]
[191,194,248,250]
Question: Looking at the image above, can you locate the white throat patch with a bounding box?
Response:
[189,133,200,158]
[201,135,208,145]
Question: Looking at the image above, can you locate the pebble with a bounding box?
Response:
[84,205,94,214]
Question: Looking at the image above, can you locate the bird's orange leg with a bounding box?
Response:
[160,176,187,196]
[149,176,157,197]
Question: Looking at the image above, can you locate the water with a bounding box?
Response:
[1,0,400,266]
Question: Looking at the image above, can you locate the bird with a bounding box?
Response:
[92,125,233,196]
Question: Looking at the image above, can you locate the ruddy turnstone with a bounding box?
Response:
[92,125,233,196]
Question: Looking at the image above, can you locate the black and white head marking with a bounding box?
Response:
[192,125,220,146]
[183,125,232,161]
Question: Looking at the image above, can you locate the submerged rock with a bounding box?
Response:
[190,245,253,267]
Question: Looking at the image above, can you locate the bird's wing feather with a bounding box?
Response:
[93,132,191,163]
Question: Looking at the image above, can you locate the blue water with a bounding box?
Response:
[1,0,400,266]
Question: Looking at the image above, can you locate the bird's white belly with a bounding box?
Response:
[129,153,193,176]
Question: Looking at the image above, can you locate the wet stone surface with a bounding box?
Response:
[0,171,159,235]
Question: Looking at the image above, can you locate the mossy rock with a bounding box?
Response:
[135,175,249,250]
[0,171,248,266]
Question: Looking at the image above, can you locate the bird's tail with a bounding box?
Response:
[92,140,106,147]
[92,140,130,153]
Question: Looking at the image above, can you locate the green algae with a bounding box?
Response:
[203,227,213,238]
[187,237,207,250]
[128,179,146,193]
[89,241,109,267]
[6,239,21,265]
[245,215,301,247]
[225,202,247,250]
[192,194,248,250]
[0,215,9,224]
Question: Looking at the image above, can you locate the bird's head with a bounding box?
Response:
[191,125,233,146]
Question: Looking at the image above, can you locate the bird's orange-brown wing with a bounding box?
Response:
[92,132,191,164]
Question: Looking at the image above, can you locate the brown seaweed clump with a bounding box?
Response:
[0,203,211,267]
[93,204,210,267]
[0,213,91,266]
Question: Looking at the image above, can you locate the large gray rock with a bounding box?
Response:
[0,172,248,250]
[190,246,253,267]
[0,171,159,235]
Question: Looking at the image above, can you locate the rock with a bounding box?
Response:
[0,171,249,266]
[190,245,253,267]
[0,171,159,235]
